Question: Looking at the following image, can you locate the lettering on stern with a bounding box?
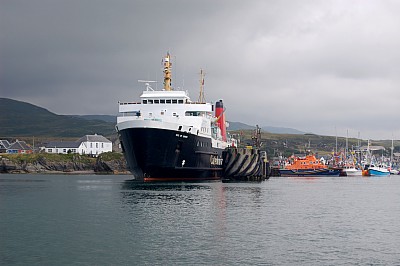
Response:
[210,155,223,166]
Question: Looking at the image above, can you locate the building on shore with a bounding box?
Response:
[43,134,112,156]
[2,140,33,154]
[0,140,11,153]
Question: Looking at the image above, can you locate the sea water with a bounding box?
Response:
[1,174,400,265]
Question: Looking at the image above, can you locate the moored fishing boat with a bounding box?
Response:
[116,53,237,181]
[279,154,341,177]
[389,168,399,175]
[343,166,362,176]
[361,140,390,177]
[362,164,390,176]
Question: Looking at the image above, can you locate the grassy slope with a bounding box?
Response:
[0,98,115,137]
[233,130,399,158]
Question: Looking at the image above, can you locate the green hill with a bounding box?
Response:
[234,129,399,158]
[2,98,397,157]
[0,98,115,137]
[71,115,117,123]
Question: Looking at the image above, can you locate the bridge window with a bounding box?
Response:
[185,111,200,116]
[172,99,177,104]
[166,99,171,104]
[178,99,184,104]
[160,99,165,104]
[143,100,147,104]
[154,99,159,104]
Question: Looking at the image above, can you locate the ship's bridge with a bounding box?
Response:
[118,89,212,114]
[117,88,215,139]
[140,90,190,102]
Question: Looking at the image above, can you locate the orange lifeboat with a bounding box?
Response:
[279,155,341,177]
[284,155,327,170]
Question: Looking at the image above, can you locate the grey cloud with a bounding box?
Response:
[1,0,400,139]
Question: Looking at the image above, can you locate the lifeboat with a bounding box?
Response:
[279,154,341,177]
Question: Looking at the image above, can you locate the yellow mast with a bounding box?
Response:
[163,52,172,91]
[197,69,206,103]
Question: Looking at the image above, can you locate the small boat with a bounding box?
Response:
[389,139,398,175]
[343,166,362,176]
[360,140,390,177]
[362,164,390,177]
[279,154,341,177]
[342,131,362,176]
[389,168,399,175]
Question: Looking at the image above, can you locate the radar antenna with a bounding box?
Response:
[138,80,157,91]
[197,69,206,103]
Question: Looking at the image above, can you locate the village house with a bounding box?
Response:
[44,141,82,155]
[0,140,11,153]
[44,134,112,156]
[3,140,33,154]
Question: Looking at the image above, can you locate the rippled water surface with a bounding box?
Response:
[1,174,400,265]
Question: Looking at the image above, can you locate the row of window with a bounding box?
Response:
[47,148,77,153]
[196,141,221,148]
[47,147,108,153]
[46,149,104,155]
[143,99,185,104]
[185,111,202,116]
[90,143,104,148]
[176,125,210,135]
[147,111,205,117]
[47,144,106,152]
[197,141,211,148]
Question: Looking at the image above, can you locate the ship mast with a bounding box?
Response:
[197,69,206,103]
[163,52,172,91]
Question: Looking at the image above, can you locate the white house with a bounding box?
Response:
[44,134,112,156]
[77,134,112,155]
[44,141,82,155]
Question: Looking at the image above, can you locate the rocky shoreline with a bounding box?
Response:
[0,153,130,175]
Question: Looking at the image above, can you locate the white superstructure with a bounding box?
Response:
[117,83,236,149]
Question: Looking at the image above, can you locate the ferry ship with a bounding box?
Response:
[116,53,237,181]
[279,154,341,177]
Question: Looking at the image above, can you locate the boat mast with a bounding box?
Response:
[345,129,348,164]
[335,126,338,154]
[252,125,262,148]
[163,52,172,91]
[197,69,206,103]
[390,136,394,167]
[367,139,371,164]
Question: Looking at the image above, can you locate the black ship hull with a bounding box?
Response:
[118,127,225,181]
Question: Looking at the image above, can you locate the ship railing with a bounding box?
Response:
[119,101,208,105]
[144,118,163,122]
[119,111,141,117]
[119,101,141,105]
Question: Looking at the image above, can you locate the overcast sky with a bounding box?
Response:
[1,0,400,140]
